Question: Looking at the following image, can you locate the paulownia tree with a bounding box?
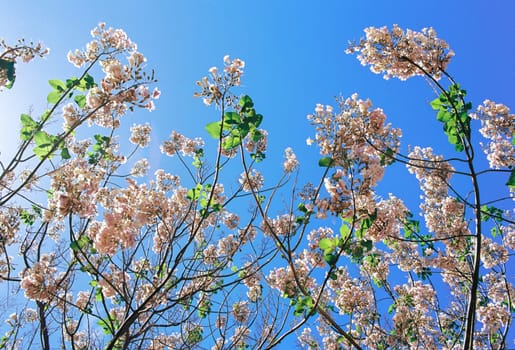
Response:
[0,23,513,350]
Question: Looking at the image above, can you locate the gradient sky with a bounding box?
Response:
[1,0,513,226]
[1,1,514,190]
[0,0,514,346]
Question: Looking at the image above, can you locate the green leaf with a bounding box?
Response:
[416,267,432,280]
[349,244,364,263]
[61,147,71,160]
[356,217,374,239]
[197,301,211,318]
[452,139,464,152]
[0,59,15,89]
[66,77,80,89]
[74,94,86,108]
[324,253,337,266]
[430,97,442,110]
[20,210,36,225]
[70,241,80,252]
[20,113,38,128]
[205,121,222,139]
[20,114,39,140]
[339,223,350,240]
[293,302,305,316]
[481,205,504,223]
[49,79,66,92]
[224,111,240,125]
[94,134,108,143]
[380,147,395,166]
[507,169,515,187]
[186,327,203,345]
[459,111,470,123]
[41,109,51,122]
[33,145,54,160]
[34,131,53,147]
[319,238,334,252]
[97,319,113,335]
[437,109,451,122]
[250,128,263,142]
[39,137,61,158]
[78,74,96,90]
[239,95,254,109]
[31,205,42,218]
[187,187,200,201]
[361,239,373,252]
[222,133,242,150]
[47,90,61,104]
[404,219,420,235]
[237,120,250,135]
[318,157,333,167]
[246,113,263,128]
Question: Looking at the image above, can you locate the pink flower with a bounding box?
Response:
[129,123,152,147]
[347,25,454,80]
[152,87,161,99]
[283,147,299,173]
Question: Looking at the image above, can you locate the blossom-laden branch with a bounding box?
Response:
[0,37,49,89]
[346,24,454,81]
[0,23,513,350]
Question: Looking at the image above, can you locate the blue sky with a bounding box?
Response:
[0,0,514,346]
[1,1,514,192]
[2,0,513,222]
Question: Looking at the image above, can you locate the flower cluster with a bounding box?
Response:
[480,237,509,269]
[471,100,515,169]
[232,301,250,323]
[130,123,152,147]
[20,254,59,302]
[267,252,317,298]
[283,147,299,173]
[346,24,454,80]
[308,94,401,217]
[240,263,262,302]
[391,281,437,346]
[0,207,20,245]
[366,194,408,242]
[231,326,251,347]
[360,249,389,282]
[61,103,80,129]
[477,304,510,335]
[67,22,136,68]
[97,266,132,303]
[47,158,103,219]
[238,169,264,192]
[66,23,159,128]
[131,158,149,177]
[260,213,296,237]
[327,267,373,315]
[194,55,245,106]
[161,130,204,157]
[298,328,319,349]
[0,38,49,89]
[406,147,465,241]
[89,178,169,254]
[307,227,334,251]
[244,129,268,154]
[502,220,515,250]
[217,234,239,257]
[84,84,159,129]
